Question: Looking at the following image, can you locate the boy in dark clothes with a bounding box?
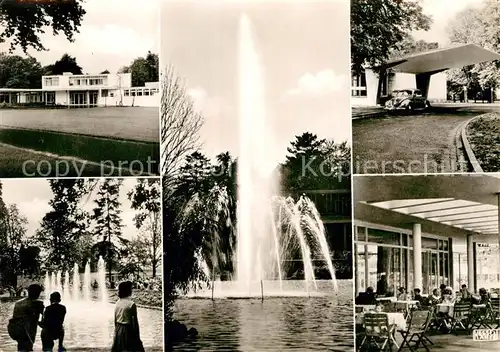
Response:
[39,292,66,352]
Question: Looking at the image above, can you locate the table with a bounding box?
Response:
[357,312,407,330]
[395,300,419,309]
[356,304,376,312]
[377,296,397,302]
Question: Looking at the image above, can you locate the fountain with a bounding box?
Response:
[83,262,91,301]
[55,271,61,293]
[97,256,108,303]
[62,270,71,300]
[73,263,80,301]
[42,257,109,304]
[186,14,337,298]
[15,259,161,349]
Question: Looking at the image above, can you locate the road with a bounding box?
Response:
[352,104,499,174]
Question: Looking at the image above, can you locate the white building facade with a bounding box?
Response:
[351,68,447,107]
[351,44,500,107]
[0,72,159,107]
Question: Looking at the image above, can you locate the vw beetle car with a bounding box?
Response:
[384,89,431,112]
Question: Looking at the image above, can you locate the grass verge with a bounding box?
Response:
[0,127,159,176]
[466,112,500,172]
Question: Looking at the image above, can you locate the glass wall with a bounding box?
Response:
[354,224,451,295]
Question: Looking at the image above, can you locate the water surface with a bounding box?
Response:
[173,280,353,351]
[0,299,162,350]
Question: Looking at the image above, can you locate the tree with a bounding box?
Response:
[0,1,86,53]
[281,132,351,194]
[128,178,161,278]
[49,53,83,75]
[389,36,439,60]
[91,178,125,282]
[0,53,44,88]
[0,182,7,241]
[35,179,87,273]
[161,64,204,187]
[0,204,28,286]
[446,0,500,100]
[120,51,159,87]
[120,237,149,280]
[351,0,432,73]
[100,69,110,74]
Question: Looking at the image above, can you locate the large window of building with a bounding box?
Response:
[351,71,367,97]
[355,224,452,295]
[44,77,59,87]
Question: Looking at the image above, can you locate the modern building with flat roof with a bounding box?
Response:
[354,174,500,297]
[302,188,352,280]
[351,43,500,106]
[0,72,159,107]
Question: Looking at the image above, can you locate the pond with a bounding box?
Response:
[172,280,353,351]
[0,298,163,350]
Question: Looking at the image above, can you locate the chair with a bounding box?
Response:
[450,301,471,334]
[357,313,393,351]
[398,308,433,352]
[489,297,500,328]
[469,303,492,330]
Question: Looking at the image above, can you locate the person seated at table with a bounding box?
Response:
[476,288,490,305]
[376,275,388,297]
[374,302,384,312]
[429,288,441,305]
[355,287,377,305]
[442,288,454,303]
[397,287,407,301]
[460,284,471,300]
[413,288,425,305]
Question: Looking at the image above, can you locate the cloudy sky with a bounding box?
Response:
[1,178,150,241]
[11,0,159,74]
[160,0,351,166]
[414,0,484,44]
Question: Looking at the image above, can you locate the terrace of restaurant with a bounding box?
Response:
[353,174,500,350]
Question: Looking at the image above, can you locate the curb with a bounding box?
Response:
[460,114,487,173]
[352,110,385,120]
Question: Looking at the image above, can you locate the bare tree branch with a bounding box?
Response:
[160,64,204,190]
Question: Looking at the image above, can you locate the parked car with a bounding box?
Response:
[384,89,431,112]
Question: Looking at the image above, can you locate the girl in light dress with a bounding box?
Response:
[111,281,144,352]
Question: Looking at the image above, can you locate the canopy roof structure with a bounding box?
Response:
[354,174,500,241]
[381,43,500,74]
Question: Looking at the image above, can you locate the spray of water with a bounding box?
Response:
[98,256,108,304]
[73,263,80,301]
[43,259,110,304]
[83,262,91,301]
[182,14,337,298]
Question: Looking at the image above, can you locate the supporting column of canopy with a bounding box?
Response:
[364,244,369,292]
[467,234,475,293]
[498,193,500,295]
[413,223,422,291]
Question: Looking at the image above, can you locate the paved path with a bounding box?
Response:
[352,104,498,174]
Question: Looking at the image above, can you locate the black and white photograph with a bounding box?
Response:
[352,0,500,174]
[160,0,352,350]
[0,0,160,177]
[354,173,500,351]
[0,177,162,351]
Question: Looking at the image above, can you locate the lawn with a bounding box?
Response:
[0,144,144,177]
[0,107,159,176]
[0,107,159,142]
[466,112,500,172]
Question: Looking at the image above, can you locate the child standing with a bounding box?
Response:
[40,292,66,352]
